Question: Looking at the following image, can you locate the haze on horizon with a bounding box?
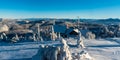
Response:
[0,0,120,19]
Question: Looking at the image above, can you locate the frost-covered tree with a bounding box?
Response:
[57,32,61,39]
[0,32,7,41]
[86,32,96,39]
[60,38,72,60]
[50,26,57,41]
[77,31,85,48]
[32,38,72,60]
[11,34,19,43]
[33,34,36,41]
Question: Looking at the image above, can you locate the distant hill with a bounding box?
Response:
[18,18,120,25]
[80,18,120,25]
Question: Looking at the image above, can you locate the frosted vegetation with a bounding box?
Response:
[0,18,120,60]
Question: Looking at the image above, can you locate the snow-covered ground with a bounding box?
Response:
[84,38,120,60]
[0,38,120,60]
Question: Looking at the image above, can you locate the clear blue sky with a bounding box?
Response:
[0,0,120,19]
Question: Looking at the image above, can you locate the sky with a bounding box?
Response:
[0,0,120,19]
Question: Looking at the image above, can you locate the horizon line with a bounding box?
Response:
[0,17,120,20]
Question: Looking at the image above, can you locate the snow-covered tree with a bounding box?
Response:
[33,38,72,60]
[50,26,57,41]
[60,38,72,60]
[86,32,96,39]
[77,31,85,48]
[11,34,19,43]
[0,32,7,41]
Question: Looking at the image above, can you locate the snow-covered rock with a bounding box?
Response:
[86,32,96,39]
[32,45,60,60]
[78,51,93,60]
[0,24,9,32]
[72,51,93,60]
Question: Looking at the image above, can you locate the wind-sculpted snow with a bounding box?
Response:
[0,38,120,60]
[32,38,72,60]
[32,37,94,60]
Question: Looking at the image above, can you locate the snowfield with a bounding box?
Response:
[0,38,120,60]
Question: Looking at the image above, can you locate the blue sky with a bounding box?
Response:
[0,0,120,19]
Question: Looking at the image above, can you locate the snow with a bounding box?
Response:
[0,38,120,60]
[84,38,120,60]
[0,24,9,32]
